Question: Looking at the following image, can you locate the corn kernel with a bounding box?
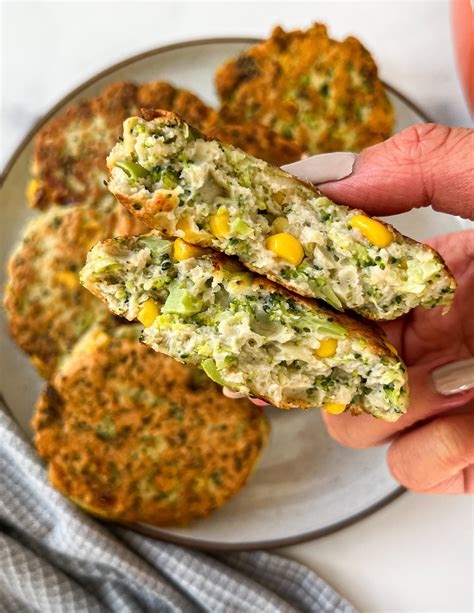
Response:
[265,233,304,266]
[173,238,207,261]
[176,216,202,243]
[315,338,338,358]
[349,215,393,248]
[137,299,160,327]
[209,211,230,238]
[323,402,347,414]
[274,191,286,205]
[89,330,110,349]
[272,216,289,233]
[26,179,41,206]
[55,271,78,289]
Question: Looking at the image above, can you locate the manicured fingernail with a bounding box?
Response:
[250,399,270,407]
[281,152,357,184]
[432,358,474,396]
[222,387,244,399]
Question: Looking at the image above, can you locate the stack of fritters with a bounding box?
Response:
[6,24,403,525]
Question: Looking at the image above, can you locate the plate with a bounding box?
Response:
[1,38,471,551]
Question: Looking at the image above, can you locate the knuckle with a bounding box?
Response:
[429,417,467,466]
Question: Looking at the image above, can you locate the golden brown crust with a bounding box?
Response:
[215,23,394,154]
[33,333,268,526]
[205,120,302,166]
[31,82,137,209]
[137,82,217,128]
[3,205,145,378]
[5,208,110,377]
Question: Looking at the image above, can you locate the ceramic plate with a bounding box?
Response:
[1,38,471,551]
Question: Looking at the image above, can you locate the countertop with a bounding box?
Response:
[2,2,473,611]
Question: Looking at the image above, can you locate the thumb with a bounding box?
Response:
[319,124,474,221]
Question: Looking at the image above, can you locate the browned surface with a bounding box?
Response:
[215,23,395,154]
[3,205,145,378]
[33,331,268,526]
[29,82,216,210]
[205,120,302,166]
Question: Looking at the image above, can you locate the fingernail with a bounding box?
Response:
[250,398,270,407]
[432,358,474,396]
[222,387,244,399]
[281,152,357,184]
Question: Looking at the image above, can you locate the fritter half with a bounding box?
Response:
[4,204,142,377]
[33,326,268,526]
[105,111,456,320]
[81,235,409,421]
[215,23,395,154]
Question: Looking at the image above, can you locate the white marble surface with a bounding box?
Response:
[2,2,473,611]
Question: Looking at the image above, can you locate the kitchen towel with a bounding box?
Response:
[0,403,355,613]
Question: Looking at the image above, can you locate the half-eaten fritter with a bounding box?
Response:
[81,235,409,421]
[215,23,395,154]
[33,326,268,526]
[106,111,456,320]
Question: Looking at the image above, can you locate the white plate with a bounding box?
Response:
[1,38,471,550]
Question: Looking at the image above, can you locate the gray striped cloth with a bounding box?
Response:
[0,403,356,613]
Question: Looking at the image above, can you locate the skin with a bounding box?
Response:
[242,124,474,494]
[319,124,474,494]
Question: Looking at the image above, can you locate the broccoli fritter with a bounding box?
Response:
[4,204,143,377]
[215,23,395,154]
[33,326,268,526]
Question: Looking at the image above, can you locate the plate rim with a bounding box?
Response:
[1,36,413,551]
[1,35,432,182]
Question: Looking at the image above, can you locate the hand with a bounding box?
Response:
[320,124,474,494]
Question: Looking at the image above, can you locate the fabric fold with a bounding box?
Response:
[0,402,355,613]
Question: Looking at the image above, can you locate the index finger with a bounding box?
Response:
[319,124,474,221]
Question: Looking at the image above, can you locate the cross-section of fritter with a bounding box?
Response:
[28,81,217,210]
[106,111,456,320]
[81,235,409,421]
[4,204,142,378]
[33,326,268,526]
[215,23,395,154]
